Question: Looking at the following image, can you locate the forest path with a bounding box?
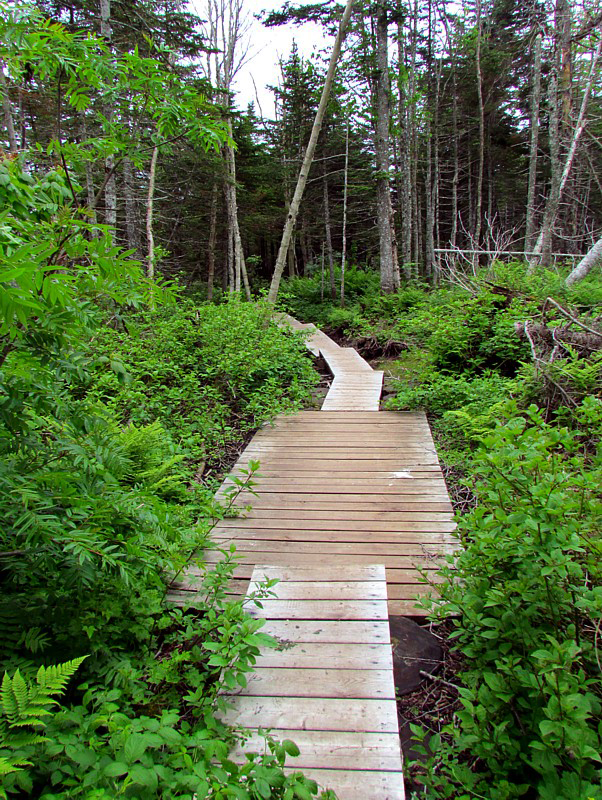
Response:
[170,316,457,799]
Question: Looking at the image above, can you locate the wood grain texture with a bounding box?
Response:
[221,564,404,799]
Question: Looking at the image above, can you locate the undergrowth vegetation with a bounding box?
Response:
[280,263,602,798]
[0,155,326,798]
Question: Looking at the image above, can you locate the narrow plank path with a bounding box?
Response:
[170,315,457,799]
[223,564,404,800]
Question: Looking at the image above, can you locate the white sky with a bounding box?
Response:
[189,0,329,118]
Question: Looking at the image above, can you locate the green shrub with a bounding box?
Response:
[412,403,602,798]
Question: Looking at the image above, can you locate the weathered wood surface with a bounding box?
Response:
[167,317,459,797]
[175,407,456,616]
[222,565,405,800]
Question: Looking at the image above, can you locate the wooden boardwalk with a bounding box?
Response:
[223,564,404,800]
[170,316,456,799]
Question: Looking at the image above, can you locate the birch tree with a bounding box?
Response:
[202,0,251,296]
[267,0,355,304]
[565,237,602,286]
[530,32,602,267]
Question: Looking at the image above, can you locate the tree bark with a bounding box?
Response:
[375,0,399,293]
[123,157,139,253]
[474,0,485,254]
[145,145,159,280]
[524,31,542,252]
[207,182,218,301]
[340,117,349,306]
[323,169,336,300]
[530,34,602,267]
[100,0,116,229]
[565,237,602,286]
[397,7,412,277]
[0,66,17,153]
[267,0,355,304]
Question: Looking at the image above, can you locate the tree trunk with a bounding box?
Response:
[474,0,485,254]
[320,241,325,302]
[565,237,602,286]
[531,34,602,266]
[267,0,355,304]
[100,0,116,229]
[524,31,542,252]
[145,145,159,280]
[207,182,218,301]
[375,0,399,293]
[0,66,17,153]
[340,117,349,306]
[323,169,336,300]
[123,157,139,253]
[397,8,412,278]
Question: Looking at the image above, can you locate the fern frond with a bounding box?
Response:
[35,656,87,694]
[1,670,28,726]
[0,757,30,776]
[1,656,87,729]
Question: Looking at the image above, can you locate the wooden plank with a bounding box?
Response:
[203,552,449,569]
[214,529,453,544]
[236,460,443,470]
[258,618,391,643]
[231,729,402,771]
[232,496,452,511]
[240,565,433,583]
[243,598,389,620]
[220,696,398,733]
[247,579,388,600]
[218,512,454,526]
[285,768,405,800]
[222,564,443,582]
[253,642,392,669]
[227,668,395,699]
[212,541,455,556]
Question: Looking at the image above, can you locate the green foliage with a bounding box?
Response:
[412,403,602,798]
[86,299,318,473]
[0,658,86,797]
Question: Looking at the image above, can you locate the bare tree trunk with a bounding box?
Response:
[340,117,349,306]
[409,0,419,276]
[375,0,399,293]
[323,170,336,300]
[207,182,218,301]
[531,34,602,267]
[320,240,325,302]
[525,30,542,252]
[474,0,485,254]
[267,0,355,304]
[0,66,17,153]
[565,237,602,286]
[287,237,296,277]
[79,114,97,226]
[397,8,412,278]
[100,0,116,229]
[451,73,459,248]
[145,146,158,280]
[225,184,235,292]
[123,157,139,253]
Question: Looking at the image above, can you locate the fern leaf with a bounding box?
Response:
[0,670,29,725]
[35,656,87,694]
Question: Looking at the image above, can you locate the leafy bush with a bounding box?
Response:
[86,299,318,474]
[388,371,515,418]
[412,403,602,799]
[0,155,327,797]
